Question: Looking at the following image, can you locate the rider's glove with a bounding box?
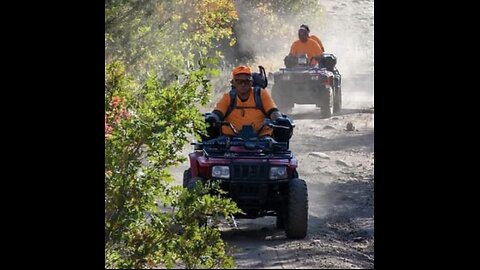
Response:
[274,116,293,128]
[205,113,220,125]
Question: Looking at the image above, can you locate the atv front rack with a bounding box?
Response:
[193,136,293,159]
[277,67,331,73]
[202,148,293,160]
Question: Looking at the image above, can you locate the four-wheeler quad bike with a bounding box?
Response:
[183,116,309,239]
[271,53,342,118]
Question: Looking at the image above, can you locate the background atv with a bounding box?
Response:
[271,53,342,118]
[183,118,309,239]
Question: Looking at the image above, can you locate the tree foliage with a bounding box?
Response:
[105,61,241,268]
[105,0,238,81]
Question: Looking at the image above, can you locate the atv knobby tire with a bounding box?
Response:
[319,86,333,118]
[333,86,342,113]
[182,168,192,188]
[285,178,308,239]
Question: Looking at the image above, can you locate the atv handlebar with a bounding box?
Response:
[218,119,293,137]
[261,119,291,130]
[191,133,289,152]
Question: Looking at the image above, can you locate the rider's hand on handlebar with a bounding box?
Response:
[205,114,219,125]
[274,116,293,128]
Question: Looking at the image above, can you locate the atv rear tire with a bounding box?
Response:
[333,86,342,113]
[319,86,333,118]
[285,178,308,239]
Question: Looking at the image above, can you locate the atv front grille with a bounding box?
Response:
[229,182,269,205]
[230,183,267,195]
[231,164,269,181]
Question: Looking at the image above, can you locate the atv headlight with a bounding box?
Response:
[269,166,287,180]
[212,166,230,179]
[298,57,307,65]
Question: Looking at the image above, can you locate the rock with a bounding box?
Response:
[346,122,355,131]
[324,125,336,129]
[353,237,364,242]
[309,152,330,159]
[336,160,352,167]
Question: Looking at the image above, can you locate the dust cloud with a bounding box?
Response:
[230,0,374,110]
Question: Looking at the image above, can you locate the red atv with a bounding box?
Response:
[183,116,309,239]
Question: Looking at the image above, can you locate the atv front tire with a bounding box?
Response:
[186,176,203,192]
[182,168,192,188]
[185,176,207,226]
[285,178,308,239]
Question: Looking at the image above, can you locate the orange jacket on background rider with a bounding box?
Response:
[214,66,278,137]
[289,39,323,65]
